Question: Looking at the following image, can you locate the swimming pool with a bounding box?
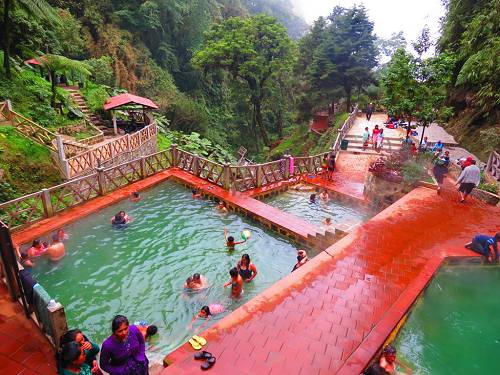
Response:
[264,188,371,230]
[31,181,311,361]
[394,263,500,374]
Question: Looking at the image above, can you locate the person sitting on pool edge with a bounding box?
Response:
[465,232,500,264]
[184,273,209,290]
[224,228,247,249]
[130,191,141,202]
[223,267,243,298]
[292,249,308,272]
[236,254,258,283]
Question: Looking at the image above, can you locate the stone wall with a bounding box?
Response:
[364,173,412,208]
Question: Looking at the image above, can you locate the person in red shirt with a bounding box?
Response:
[371,125,380,148]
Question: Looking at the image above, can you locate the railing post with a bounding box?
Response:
[283,155,291,180]
[97,167,106,195]
[223,162,231,190]
[193,155,200,176]
[140,156,147,179]
[41,189,54,218]
[56,135,66,162]
[47,301,68,348]
[308,156,314,173]
[171,144,178,166]
[256,165,263,187]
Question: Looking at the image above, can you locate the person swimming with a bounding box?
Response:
[319,189,329,201]
[188,304,225,330]
[223,267,243,297]
[217,201,228,213]
[130,191,141,202]
[309,194,316,203]
[111,211,130,228]
[292,249,308,272]
[133,322,158,340]
[46,233,66,262]
[192,188,202,199]
[184,273,209,290]
[56,228,69,241]
[224,228,247,249]
[27,239,47,258]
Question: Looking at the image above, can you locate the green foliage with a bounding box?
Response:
[270,124,309,159]
[401,160,427,185]
[0,126,61,201]
[85,56,114,86]
[377,31,406,61]
[80,81,110,112]
[310,112,349,154]
[478,182,498,195]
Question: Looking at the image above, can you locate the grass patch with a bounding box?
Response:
[0,126,62,202]
[310,112,349,154]
[269,124,309,158]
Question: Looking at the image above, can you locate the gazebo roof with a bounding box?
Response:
[103,93,159,111]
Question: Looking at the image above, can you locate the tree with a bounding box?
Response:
[192,15,294,146]
[308,5,378,111]
[39,54,91,107]
[1,0,59,78]
[378,31,406,61]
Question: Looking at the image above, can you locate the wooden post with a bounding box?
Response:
[112,111,118,135]
[308,156,314,173]
[47,301,68,348]
[140,156,147,179]
[193,155,200,176]
[223,162,231,190]
[56,135,66,163]
[256,165,263,187]
[171,144,178,166]
[41,189,54,218]
[97,167,106,195]
[284,155,290,180]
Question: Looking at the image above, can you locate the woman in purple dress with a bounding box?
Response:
[100,315,149,375]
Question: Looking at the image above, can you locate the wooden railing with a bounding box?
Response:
[486,151,500,182]
[0,108,360,230]
[332,105,359,156]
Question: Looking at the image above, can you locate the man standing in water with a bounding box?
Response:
[46,233,65,261]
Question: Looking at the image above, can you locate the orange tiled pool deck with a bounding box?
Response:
[6,160,499,375]
[161,187,499,375]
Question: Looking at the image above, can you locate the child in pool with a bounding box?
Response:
[223,267,243,297]
[130,191,141,202]
[224,228,246,249]
[217,201,228,213]
[192,188,202,199]
[379,344,412,374]
[188,304,225,330]
[111,211,130,226]
[184,273,209,290]
[319,189,329,201]
[27,239,47,258]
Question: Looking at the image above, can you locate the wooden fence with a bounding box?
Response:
[486,151,500,182]
[0,108,359,230]
[332,105,358,155]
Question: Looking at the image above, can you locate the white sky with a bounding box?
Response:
[292,0,445,47]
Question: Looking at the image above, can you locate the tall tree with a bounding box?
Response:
[192,15,294,146]
[1,0,59,78]
[308,5,378,111]
[378,31,407,62]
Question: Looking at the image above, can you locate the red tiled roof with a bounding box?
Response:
[103,93,159,111]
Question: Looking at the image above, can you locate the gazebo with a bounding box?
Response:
[103,93,159,135]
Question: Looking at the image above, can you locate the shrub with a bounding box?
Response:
[478,182,498,194]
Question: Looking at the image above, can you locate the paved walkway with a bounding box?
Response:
[162,186,499,374]
[414,123,457,145]
[0,285,57,375]
[349,113,406,139]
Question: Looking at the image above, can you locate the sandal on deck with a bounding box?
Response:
[194,351,212,360]
[201,356,216,370]
[188,338,202,350]
[192,335,207,346]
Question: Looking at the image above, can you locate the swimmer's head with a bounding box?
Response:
[241,254,250,266]
[382,344,397,362]
[20,251,29,260]
[192,273,201,282]
[310,194,316,201]
[51,233,60,243]
[200,306,211,317]
[227,236,234,244]
[297,250,307,261]
[145,325,158,338]
[32,239,42,248]
[186,276,193,285]
[325,217,331,224]
[114,213,123,222]
[132,192,140,198]
[229,267,238,278]
[192,189,197,194]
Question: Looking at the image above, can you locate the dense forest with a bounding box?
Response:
[0,0,498,200]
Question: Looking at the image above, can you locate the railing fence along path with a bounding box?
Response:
[486,151,500,183]
[0,108,359,230]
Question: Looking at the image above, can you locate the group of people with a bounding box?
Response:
[321,153,336,180]
[17,229,68,268]
[362,125,385,150]
[57,316,157,375]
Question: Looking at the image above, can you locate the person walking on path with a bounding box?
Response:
[365,103,374,121]
[432,151,450,192]
[455,159,480,203]
[376,128,384,150]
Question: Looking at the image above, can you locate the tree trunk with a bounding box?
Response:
[276,109,283,138]
[253,98,270,146]
[2,0,12,79]
[345,86,352,113]
[50,70,57,108]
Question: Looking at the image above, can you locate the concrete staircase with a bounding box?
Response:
[340,134,404,156]
[63,86,113,136]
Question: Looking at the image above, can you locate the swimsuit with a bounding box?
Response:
[238,262,253,280]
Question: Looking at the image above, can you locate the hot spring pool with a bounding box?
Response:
[30,181,311,361]
[394,264,500,374]
[264,188,371,229]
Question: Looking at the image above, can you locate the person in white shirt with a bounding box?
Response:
[455,159,481,203]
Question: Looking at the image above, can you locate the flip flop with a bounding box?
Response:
[188,338,202,350]
[194,351,212,360]
[192,335,207,346]
[201,356,216,370]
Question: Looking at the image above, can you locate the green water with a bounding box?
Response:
[31,181,308,362]
[394,266,500,375]
[264,189,371,228]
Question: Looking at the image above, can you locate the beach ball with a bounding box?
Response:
[241,230,252,240]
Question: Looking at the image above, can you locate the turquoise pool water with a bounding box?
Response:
[31,181,309,361]
[394,265,500,374]
[264,188,371,229]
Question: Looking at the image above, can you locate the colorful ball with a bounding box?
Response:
[241,230,252,240]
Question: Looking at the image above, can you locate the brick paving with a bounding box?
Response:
[0,284,57,375]
[162,186,499,374]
